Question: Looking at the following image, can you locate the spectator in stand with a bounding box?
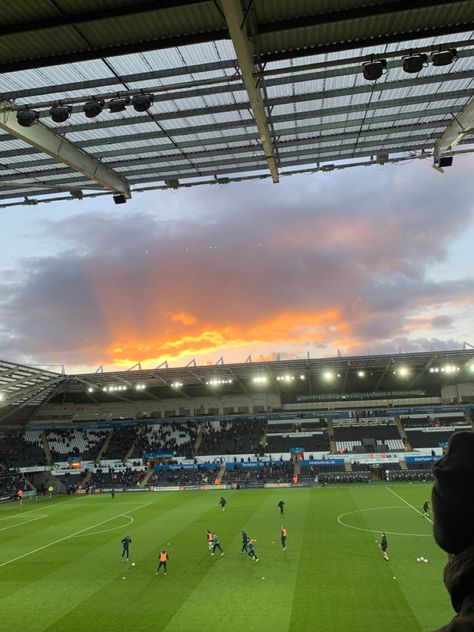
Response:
[432,431,474,631]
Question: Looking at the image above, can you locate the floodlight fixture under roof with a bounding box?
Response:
[108,96,130,113]
[431,49,458,67]
[16,108,40,127]
[402,53,427,74]
[50,104,72,123]
[132,93,154,112]
[83,99,104,118]
[362,59,387,81]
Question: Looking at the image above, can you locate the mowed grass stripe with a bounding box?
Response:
[42,490,274,632]
[161,489,310,632]
[289,486,422,632]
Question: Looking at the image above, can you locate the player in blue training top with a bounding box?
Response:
[211,533,224,556]
[247,539,259,562]
[121,536,132,561]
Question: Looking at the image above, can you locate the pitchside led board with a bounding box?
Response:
[67,457,81,470]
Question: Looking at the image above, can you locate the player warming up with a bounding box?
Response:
[423,501,430,518]
[211,533,224,556]
[380,533,389,561]
[219,496,227,512]
[241,530,249,554]
[155,550,169,576]
[277,500,285,515]
[281,526,287,551]
[247,539,259,562]
[206,530,214,551]
[121,536,132,562]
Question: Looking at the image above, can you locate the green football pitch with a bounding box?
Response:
[0,484,452,632]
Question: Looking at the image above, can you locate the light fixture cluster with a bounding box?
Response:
[357,370,366,378]
[393,367,409,377]
[362,48,457,81]
[0,392,5,402]
[135,383,147,390]
[171,381,183,389]
[429,365,461,374]
[102,385,128,392]
[206,378,233,386]
[16,93,155,128]
[277,374,295,382]
[253,376,268,384]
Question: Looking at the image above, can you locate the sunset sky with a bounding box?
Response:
[1,155,473,374]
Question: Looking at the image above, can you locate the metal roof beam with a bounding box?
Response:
[218,0,279,183]
[0,106,130,197]
[258,1,472,35]
[2,1,205,37]
[433,95,474,163]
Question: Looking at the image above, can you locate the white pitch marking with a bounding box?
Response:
[73,514,134,538]
[0,502,151,567]
[386,487,433,524]
[337,506,432,537]
[0,515,48,532]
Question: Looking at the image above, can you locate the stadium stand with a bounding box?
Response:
[0,432,46,467]
[198,418,266,455]
[405,428,470,448]
[44,428,108,462]
[333,423,404,452]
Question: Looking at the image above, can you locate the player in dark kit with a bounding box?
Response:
[219,497,226,512]
[380,533,388,561]
[281,526,287,551]
[277,500,285,514]
[121,536,132,561]
[241,531,249,554]
[111,490,115,499]
[247,540,259,562]
[155,550,169,575]
[423,501,430,518]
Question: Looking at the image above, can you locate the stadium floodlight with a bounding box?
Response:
[108,96,130,113]
[17,108,40,127]
[87,387,95,393]
[277,375,295,382]
[397,367,409,377]
[171,381,183,389]
[0,392,4,402]
[442,364,460,374]
[132,93,154,112]
[206,379,233,386]
[323,371,334,381]
[402,53,427,74]
[253,376,268,384]
[357,371,365,378]
[50,104,72,123]
[431,49,458,67]
[83,99,104,118]
[135,383,146,390]
[362,59,387,81]
[469,364,474,373]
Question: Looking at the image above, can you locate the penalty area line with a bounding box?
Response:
[386,487,433,524]
[0,502,151,568]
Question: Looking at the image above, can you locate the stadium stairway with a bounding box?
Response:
[326,420,337,452]
[124,439,137,461]
[139,466,154,488]
[41,432,52,464]
[95,430,114,464]
[344,462,352,472]
[215,463,226,484]
[399,461,408,470]
[395,416,411,450]
[193,425,205,455]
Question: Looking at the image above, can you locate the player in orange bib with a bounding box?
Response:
[281,526,287,551]
[206,530,214,551]
[155,550,169,575]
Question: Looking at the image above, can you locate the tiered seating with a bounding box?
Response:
[133,422,198,458]
[405,429,462,448]
[333,423,404,452]
[388,469,434,481]
[0,472,27,498]
[44,428,108,461]
[149,466,213,487]
[198,418,266,455]
[103,427,137,459]
[0,432,46,467]
[401,413,468,428]
[265,433,329,453]
[90,467,145,488]
[222,461,293,485]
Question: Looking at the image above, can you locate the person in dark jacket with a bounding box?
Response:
[432,431,474,632]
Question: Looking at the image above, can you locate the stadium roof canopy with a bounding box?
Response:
[0,0,474,207]
[1,349,473,426]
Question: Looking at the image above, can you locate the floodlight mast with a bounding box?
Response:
[0,102,131,198]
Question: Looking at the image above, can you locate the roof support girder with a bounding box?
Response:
[433,95,474,164]
[0,106,131,197]
[219,0,279,183]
